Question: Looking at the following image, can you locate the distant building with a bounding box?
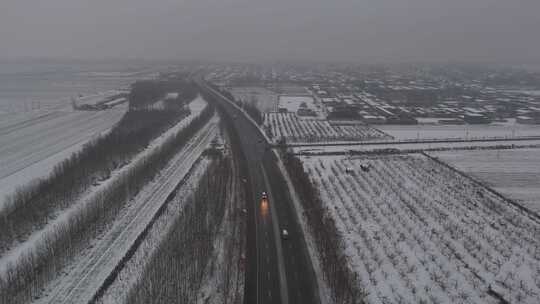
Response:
[386,115,418,125]
[297,108,317,117]
[165,92,179,100]
[362,115,386,124]
[278,107,288,113]
[327,105,361,120]
[464,113,491,124]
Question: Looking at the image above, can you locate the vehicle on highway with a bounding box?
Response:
[281,229,289,240]
[261,191,268,200]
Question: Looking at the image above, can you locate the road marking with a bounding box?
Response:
[267,271,270,280]
[266,256,270,264]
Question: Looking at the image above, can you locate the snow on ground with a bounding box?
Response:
[34,116,219,304]
[0,97,208,271]
[299,153,540,304]
[429,148,540,213]
[292,139,540,154]
[377,120,540,141]
[196,152,245,304]
[0,106,126,208]
[265,112,390,144]
[97,157,212,304]
[230,86,279,113]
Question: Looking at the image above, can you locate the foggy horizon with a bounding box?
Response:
[1,0,540,64]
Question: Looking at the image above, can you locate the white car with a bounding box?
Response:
[261,191,268,200]
[281,229,289,240]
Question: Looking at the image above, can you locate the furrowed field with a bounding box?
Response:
[298,153,540,304]
[264,112,390,144]
[430,148,540,213]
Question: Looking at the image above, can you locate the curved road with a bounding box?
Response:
[198,80,320,304]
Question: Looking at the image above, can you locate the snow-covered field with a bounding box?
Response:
[0,96,215,303]
[0,106,126,207]
[377,120,540,141]
[430,148,540,213]
[300,154,540,304]
[264,112,390,144]
[230,86,278,112]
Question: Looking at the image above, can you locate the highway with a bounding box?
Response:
[198,79,320,304]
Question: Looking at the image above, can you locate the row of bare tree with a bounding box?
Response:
[128,79,199,110]
[124,157,232,303]
[0,105,215,304]
[0,108,189,255]
[282,151,365,304]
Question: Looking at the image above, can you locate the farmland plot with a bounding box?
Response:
[264,112,390,144]
[430,148,540,213]
[300,154,540,304]
[0,107,126,206]
[377,121,540,141]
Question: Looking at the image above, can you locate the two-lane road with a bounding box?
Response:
[198,80,319,304]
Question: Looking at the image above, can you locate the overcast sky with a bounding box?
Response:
[1,0,539,63]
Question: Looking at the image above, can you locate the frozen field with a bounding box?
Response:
[264,112,390,144]
[230,86,278,112]
[430,148,540,213]
[0,107,126,205]
[300,154,540,303]
[377,120,540,141]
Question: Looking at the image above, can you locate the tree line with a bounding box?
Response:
[281,151,365,304]
[129,79,199,110]
[0,107,190,255]
[0,104,215,304]
[124,157,232,303]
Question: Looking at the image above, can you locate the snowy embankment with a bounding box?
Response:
[430,148,540,213]
[300,154,540,304]
[0,106,126,208]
